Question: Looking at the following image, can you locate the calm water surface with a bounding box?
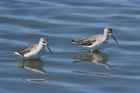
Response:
[0,0,140,93]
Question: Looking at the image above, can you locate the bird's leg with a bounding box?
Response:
[90,49,99,53]
[90,49,93,53]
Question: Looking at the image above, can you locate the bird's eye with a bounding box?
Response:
[108,31,111,33]
[43,41,46,43]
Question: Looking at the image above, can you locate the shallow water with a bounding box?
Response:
[0,0,140,93]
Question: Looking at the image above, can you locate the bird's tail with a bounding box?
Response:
[14,50,23,57]
[71,39,78,43]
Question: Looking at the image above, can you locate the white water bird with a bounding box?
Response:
[71,27,118,52]
[14,37,52,59]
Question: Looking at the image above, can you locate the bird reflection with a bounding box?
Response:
[23,78,48,84]
[73,51,115,70]
[16,59,47,74]
[72,70,110,77]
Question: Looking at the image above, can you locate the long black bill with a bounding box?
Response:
[111,35,118,44]
[46,45,52,53]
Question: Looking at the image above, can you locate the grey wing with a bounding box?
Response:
[72,34,103,46]
[81,34,104,46]
[22,44,37,54]
[76,37,96,46]
[14,44,37,57]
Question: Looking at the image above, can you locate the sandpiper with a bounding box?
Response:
[71,27,118,52]
[14,37,52,59]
